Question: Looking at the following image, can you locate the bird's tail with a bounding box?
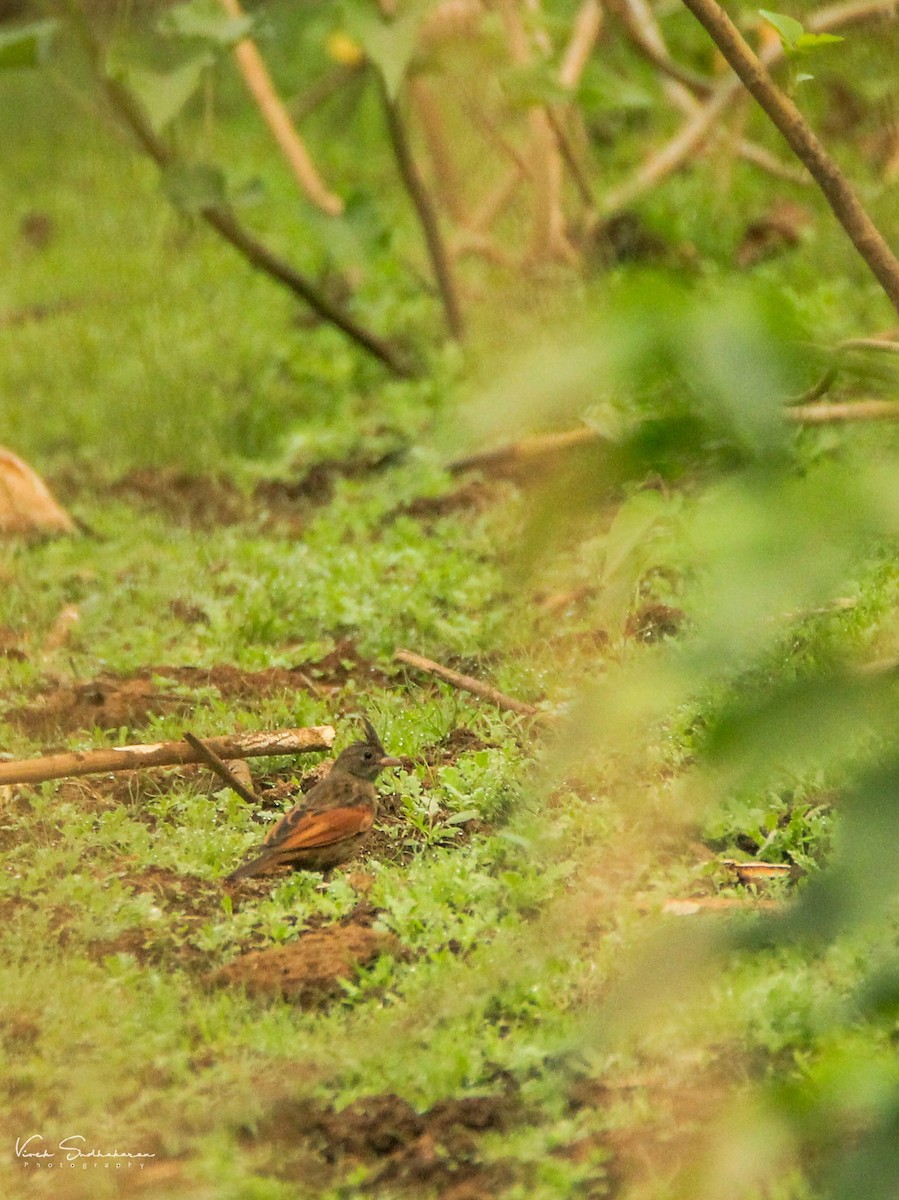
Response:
[225,851,275,882]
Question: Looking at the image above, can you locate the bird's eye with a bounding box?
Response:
[363,748,373,758]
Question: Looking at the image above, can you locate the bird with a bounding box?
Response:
[225,719,401,882]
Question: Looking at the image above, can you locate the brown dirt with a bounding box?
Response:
[50,454,405,530]
[244,1090,518,1196]
[0,625,27,661]
[389,478,507,522]
[420,726,492,765]
[624,603,686,643]
[4,640,392,737]
[5,674,188,739]
[566,1060,741,1197]
[209,917,399,1003]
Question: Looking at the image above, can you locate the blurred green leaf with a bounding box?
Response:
[759,9,806,51]
[114,54,213,134]
[161,161,228,212]
[0,19,57,70]
[759,9,843,55]
[339,0,426,97]
[158,0,253,46]
[502,64,570,109]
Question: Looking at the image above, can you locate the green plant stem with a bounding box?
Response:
[58,0,413,377]
[379,76,465,341]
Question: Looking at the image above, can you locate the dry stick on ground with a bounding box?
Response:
[60,0,410,377]
[0,726,335,788]
[601,0,896,218]
[379,77,465,340]
[680,0,899,316]
[450,402,899,474]
[786,400,899,423]
[449,427,602,475]
[183,731,261,806]
[216,0,343,215]
[395,649,540,717]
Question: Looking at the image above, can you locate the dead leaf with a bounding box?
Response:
[662,895,780,915]
[721,859,796,884]
[736,200,814,268]
[0,447,75,537]
[43,605,80,655]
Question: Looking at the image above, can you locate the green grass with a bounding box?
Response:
[3,6,899,1198]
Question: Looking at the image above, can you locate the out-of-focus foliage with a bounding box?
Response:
[485,274,899,1198]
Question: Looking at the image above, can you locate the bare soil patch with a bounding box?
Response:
[5,674,189,740]
[50,455,406,530]
[244,1089,518,1196]
[4,639,392,737]
[209,915,399,1004]
[389,478,507,522]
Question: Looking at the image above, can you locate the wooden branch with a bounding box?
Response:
[395,649,540,716]
[497,0,577,265]
[451,400,899,477]
[60,0,410,378]
[289,64,362,123]
[602,0,896,219]
[217,0,343,215]
[409,76,465,223]
[679,0,899,316]
[183,731,260,805]
[735,140,809,185]
[787,400,899,423]
[839,337,899,354]
[380,79,465,339]
[467,165,524,234]
[449,427,602,474]
[608,0,805,186]
[560,0,604,90]
[608,0,715,94]
[0,726,335,787]
[546,108,596,209]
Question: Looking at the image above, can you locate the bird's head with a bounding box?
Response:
[333,721,402,781]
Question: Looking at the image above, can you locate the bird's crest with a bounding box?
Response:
[359,715,387,756]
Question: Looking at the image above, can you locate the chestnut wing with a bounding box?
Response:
[264,773,374,848]
[268,805,374,852]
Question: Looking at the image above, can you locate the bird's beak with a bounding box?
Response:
[379,756,403,769]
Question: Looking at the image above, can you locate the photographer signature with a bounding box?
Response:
[16,1135,155,1161]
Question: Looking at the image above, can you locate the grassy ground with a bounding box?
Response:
[3,7,899,1199]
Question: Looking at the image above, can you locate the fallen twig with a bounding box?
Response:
[449,427,602,475]
[451,398,899,478]
[183,731,261,805]
[0,726,335,787]
[722,859,797,883]
[787,400,899,423]
[395,649,540,716]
